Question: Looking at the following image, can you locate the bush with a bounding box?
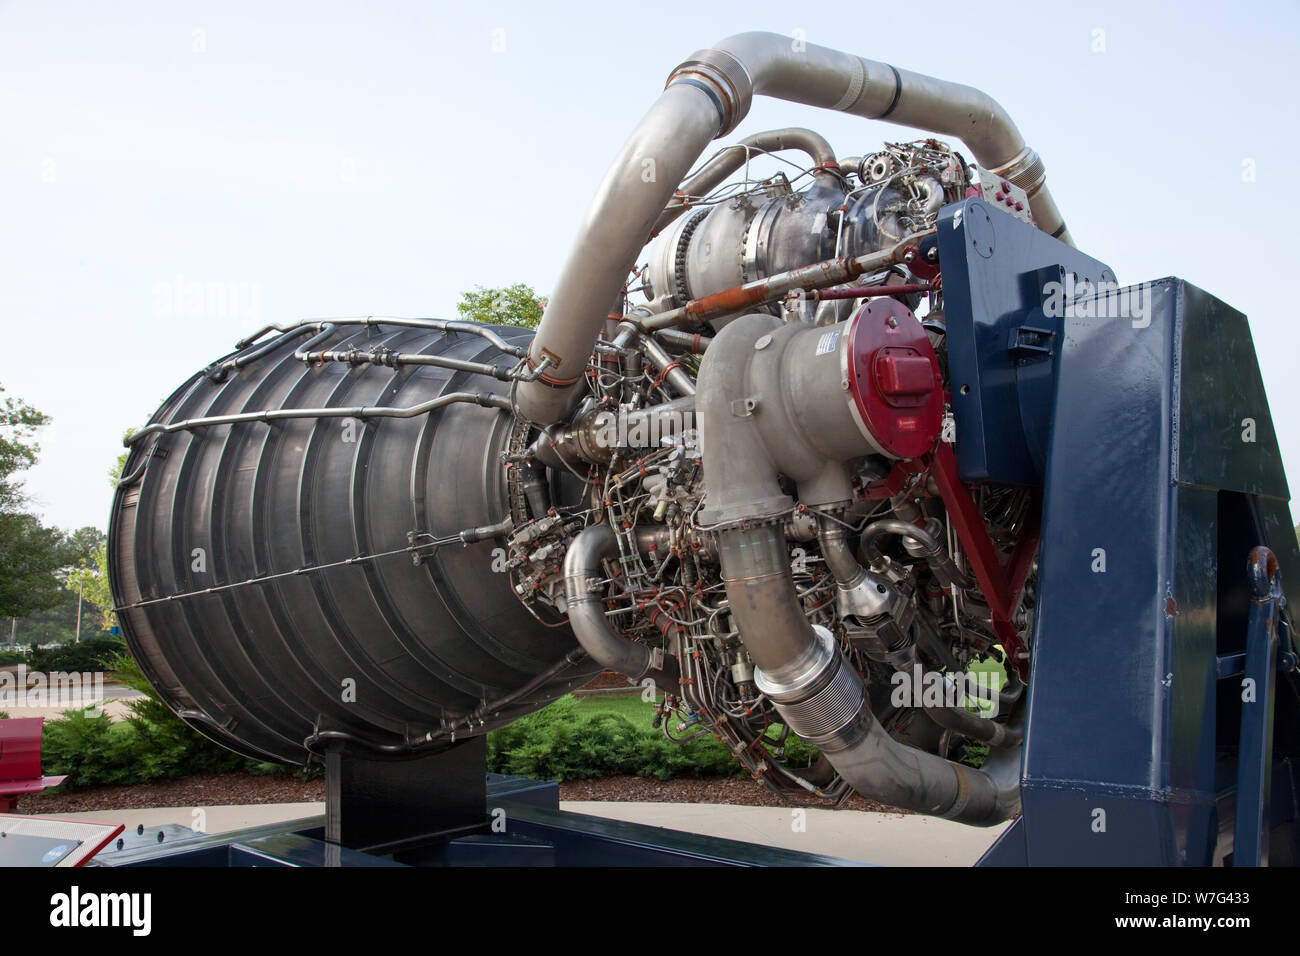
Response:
[41,708,138,786]
[38,661,818,789]
[30,636,125,673]
[0,650,26,665]
[485,695,816,782]
[40,652,267,788]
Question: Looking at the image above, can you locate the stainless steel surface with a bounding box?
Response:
[111,31,1051,825]
[562,524,680,692]
[110,321,599,764]
[520,30,1070,427]
[651,127,839,237]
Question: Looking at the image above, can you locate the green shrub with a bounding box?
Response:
[0,650,26,665]
[485,695,814,782]
[40,652,268,788]
[30,636,125,673]
[38,660,819,789]
[41,709,138,786]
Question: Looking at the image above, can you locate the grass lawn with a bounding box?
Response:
[571,693,659,723]
[572,655,1009,722]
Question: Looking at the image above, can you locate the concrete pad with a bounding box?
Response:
[5,700,137,722]
[1,671,145,722]
[558,801,1007,865]
[30,800,1005,864]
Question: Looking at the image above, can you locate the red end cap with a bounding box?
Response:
[846,299,943,459]
[875,350,934,404]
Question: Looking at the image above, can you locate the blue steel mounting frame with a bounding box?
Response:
[933,199,1300,866]
[95,775,861,867]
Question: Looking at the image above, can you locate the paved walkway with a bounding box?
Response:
[28,800,1006,865]
[564,801,1005,865]
[0,668,144,721]
[5,700,137,721]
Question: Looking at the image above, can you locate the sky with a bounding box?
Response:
[1,0,1297,534]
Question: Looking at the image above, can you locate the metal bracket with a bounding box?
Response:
[1233,546,1285,866]
[1008,325,1055,358]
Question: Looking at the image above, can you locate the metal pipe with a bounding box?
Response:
[240,317,528,358]
[639,333,696,397]
[799,282,931,302]
[926,699,1020,748]
[529,396,696,470]
[301,647,593,757]
[715,526,1017,825]
[815,513,908,625]
[817,516,868,590]
[125,392,512,445]
[209,318,530,383]
[520,462,552,519]
[205,327,314,381]
[519,30,1071,426]
[692,33,1069,242]
[516,81,723,424]
[638,238,920,332]
[562,524,681,694]
[653,329,712,354]
[697,313,1019,825]
[860,517,974,591]
[652,127,840,236]
[297,346,550,383]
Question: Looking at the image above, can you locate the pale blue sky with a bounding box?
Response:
[2,0,1297,532]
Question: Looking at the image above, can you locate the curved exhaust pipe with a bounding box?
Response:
[695,311,1021,825]
[715,526,1019,826]
[518,30,1072,426]
[563,523,681,695]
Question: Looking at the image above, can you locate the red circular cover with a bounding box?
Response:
[845,298,943,459]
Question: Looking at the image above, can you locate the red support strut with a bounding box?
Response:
[924,442,1037,679]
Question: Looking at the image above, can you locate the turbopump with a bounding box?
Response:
[111,32,1072,825]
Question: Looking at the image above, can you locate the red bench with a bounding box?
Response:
[0,717,67,812]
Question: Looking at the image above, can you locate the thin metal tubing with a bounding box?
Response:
[125,392,511,446]
[239,317,528,358]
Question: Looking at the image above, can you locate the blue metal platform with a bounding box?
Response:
[92,774,862,867]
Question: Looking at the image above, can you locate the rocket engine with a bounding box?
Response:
[111,32,1071,825]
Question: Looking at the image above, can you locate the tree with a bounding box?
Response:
[456,283,546,330]
[9,528,108,646]
[0,385,68,620]
[65,447,128,632]
[0,386,49,510]
[67,537,115,633]
[0,513,67,620]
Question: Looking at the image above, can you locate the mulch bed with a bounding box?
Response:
[16,770,902,815]
[576,670,639,692]
[17,771,325,815]
[558,775,899,813]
